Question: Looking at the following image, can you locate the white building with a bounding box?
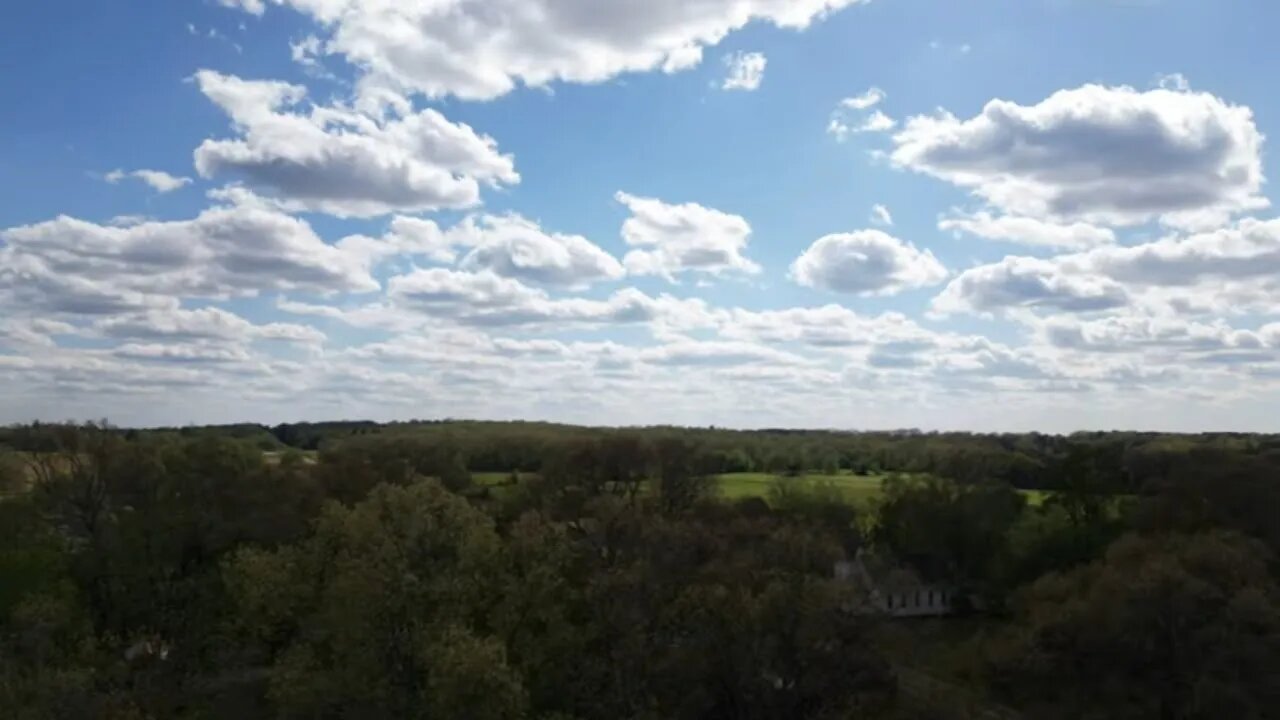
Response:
[835,549,958,618]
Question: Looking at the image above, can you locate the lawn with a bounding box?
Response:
[473,471,521,487]
[470,469,1050,509]
[716,472,1050,508]
[715,472,890,507]
[261,449,318,465]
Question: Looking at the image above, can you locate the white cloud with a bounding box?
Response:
[934,218,1280,318]
[0,204,377,318]
[279,268,721,334]
[870,204,894,226]
[455,214,625,289]
[0,319,75,350]
[105,168,193,193]
[721,51,767,91]
[892,84,1267,228]
[1088,218,1280,288]
[383,269,713,328]
[616,192,760,280]
[931,256,1130,316]
[289,34,338,79]
[791,230,948,296]
[1040,315,1267,355]
[224,0,868,102]
[1156,72,1190,91]
[336,216,459,268]
[336,213,625,289]
[719,304,935,349]
[114,342,253,364]
[839,87,885,111]
[860,110,897,132]
[193,70,518,217]
[829,88,896,141]
[639,338,805,368]
[107,215,151,227]
[95,307,324,345]
[97,307,256,342]
[218,0,264,15]
[939,211,1115,249]
[388,269,544,315]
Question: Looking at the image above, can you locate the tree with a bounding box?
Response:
[226,480,526,719]
[0,450,25,496]
[596,433,649,504]
[874,476,1024,599]
[997,502,1121,592]
[1046,442,1127,527]
[651,437,714,514]
[651,577,894,719]
[989,532,1280,720]
[767,478,860,551]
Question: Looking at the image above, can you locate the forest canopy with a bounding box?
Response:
[3,420,1280,719]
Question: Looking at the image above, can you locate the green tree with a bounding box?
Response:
[651,437,714,514]
[227,480,526,719]
[874,476,1024,599]
[990,532,1280,720]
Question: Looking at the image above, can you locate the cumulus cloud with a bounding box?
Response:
[931,256,1130,316]
[0,204,377,318]
[828,88,895,141]
[617,192,760,280]
[939,211,1115,249]
[336,213,624,289]
[218,0,264,15]
[95,307,324,345]
[107,215,151,228]
[114,342,254,364]
[932,337,1054,381]
[892,84,1267,228]
[383,269,713,328]
[1040,315,1267,355]
[1088,218,1280,288]
[639,338,804,367]
[222,0,867,102]
[840,87,885,111]
[870,204,893,226]
[336,215,460,269]
[454,215,624,289]
[105,168,193,193]
[934,218,1280,318]
[829,111,896,141]
[0,319,75,350]
[719,305,935,348]
[790,230,948,296]
[721,51,767,91]
[193,70,518,217]
[289,34,328,74]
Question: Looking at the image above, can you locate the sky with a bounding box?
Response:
[2,0,1280,432]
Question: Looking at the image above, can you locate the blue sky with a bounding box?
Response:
[2,0,1280,431]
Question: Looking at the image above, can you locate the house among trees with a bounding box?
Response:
[835,549,959,618]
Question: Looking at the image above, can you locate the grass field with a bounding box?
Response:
[715,472,891,506]
[472,469,1049,508]
[261,449,319,465]
[473,471,519,487]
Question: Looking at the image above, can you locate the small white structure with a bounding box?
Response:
[835,549,957,618]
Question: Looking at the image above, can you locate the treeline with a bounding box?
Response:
[10,419,1280,493]
[2,423,1280,718]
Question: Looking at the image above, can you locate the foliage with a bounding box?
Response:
[988,532,1280,719]
[3,421,1280,718]
[874,475,1025,602]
